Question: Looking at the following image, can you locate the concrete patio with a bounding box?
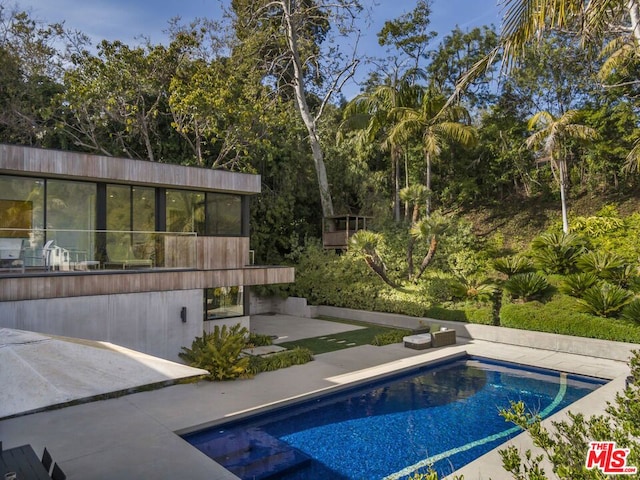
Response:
[0,314,634,479]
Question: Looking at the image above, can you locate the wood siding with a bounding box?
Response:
[0,266,295,302]
[0,144,261,194]
[196,237,249,269]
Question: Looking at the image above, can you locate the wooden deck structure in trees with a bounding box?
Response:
[322,214,371,250]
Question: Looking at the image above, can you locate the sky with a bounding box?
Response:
[19,0,503,98]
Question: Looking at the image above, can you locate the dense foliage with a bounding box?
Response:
[1,1,639,265]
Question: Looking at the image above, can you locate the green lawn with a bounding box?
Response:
[277,317,410,354]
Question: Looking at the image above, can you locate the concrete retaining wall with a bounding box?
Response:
[0,290,205,362]
[252,296,637,363]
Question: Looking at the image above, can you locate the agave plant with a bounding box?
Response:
[576,283,633,318]
[493,256,535,278]
[621,299,640,324]
[559,273,599,297]
[530,232,587,274]
[504,272,550,302]
[576,251,626,279]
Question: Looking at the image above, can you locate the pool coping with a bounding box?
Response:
[0,315,633,480]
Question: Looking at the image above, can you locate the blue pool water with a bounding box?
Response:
[184,355,605,479]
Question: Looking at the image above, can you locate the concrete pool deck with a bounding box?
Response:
[0,314,634,479]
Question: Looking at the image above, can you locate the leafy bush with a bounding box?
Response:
[492,255,535,277]
[576,283,633,317]
[247,333,273,347]
[530,232,587,274]
[179,324,250,381]
[558,272,599,297]
[622,299,640,324]
[503,272,550,302]
[576,250,625,279]
[247,347,313,374]
[449,276,496,302]
[499,351,640,480]
[371,329,410,346]
[501,298,640,342]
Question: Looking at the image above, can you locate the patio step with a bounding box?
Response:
[195,428,311,480]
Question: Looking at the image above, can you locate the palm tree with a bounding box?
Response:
[410,212,449,282]
[453,0,640,100]
[341,72,414,222]
[348,230,400,289]
[526,110,598,233]
[399,184,429,278]
[390,85,477,217]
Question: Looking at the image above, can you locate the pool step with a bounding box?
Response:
[195,427,311,480]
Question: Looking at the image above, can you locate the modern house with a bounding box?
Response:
[0,144,294,361]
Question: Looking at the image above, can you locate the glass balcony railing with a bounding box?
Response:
[0,228,197,273]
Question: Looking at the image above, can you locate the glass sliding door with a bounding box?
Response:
[46,179,97,264]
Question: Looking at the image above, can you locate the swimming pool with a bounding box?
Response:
[184,355,606,479]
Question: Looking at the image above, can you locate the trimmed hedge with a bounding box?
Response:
[501,297,640,343]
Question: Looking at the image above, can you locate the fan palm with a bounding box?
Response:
[526,110,598,233]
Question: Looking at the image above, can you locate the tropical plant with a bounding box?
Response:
[179,324,250,381]
[349,230,400,289]
[411,212,450,281]
[576,250,626,279]
[504,272,550,302]
[559,272,600,297]
[390,84,478,217]
[576,283,634,317]
[493,255,536,277]
[526,110,598,233]
[530,232,587,274]
[622,299,640,324]
[400,184,429,277]
[450,276,497,302]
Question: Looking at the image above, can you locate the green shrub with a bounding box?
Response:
[449,276,496,302]
[622,299,640,324]
[530,232,587,274]
[501,298,640,342]
[371,329,410,346]
[558,272,599,297]
[247,333,273,347]
[504,272,550,302]
[492,255,535,277]
[576,283,633,317]
[576,250,626,278]
[179,324,250,381]
[247,347,313,374]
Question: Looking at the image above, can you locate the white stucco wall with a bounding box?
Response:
[0,290,205,362]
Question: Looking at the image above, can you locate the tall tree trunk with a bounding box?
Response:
[414,235,438,282]
[557,155,570,233]
[392,146,401,222]
[425,150,432,217]
[283,1,334,219]
[629,0,640,44]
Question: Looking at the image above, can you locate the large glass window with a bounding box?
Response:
[204,286,244,320]
[0,175,45,267]
[47,179,96,261]
[206,193,242,236]
[106,184,156,266]
[166,190,205,234]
